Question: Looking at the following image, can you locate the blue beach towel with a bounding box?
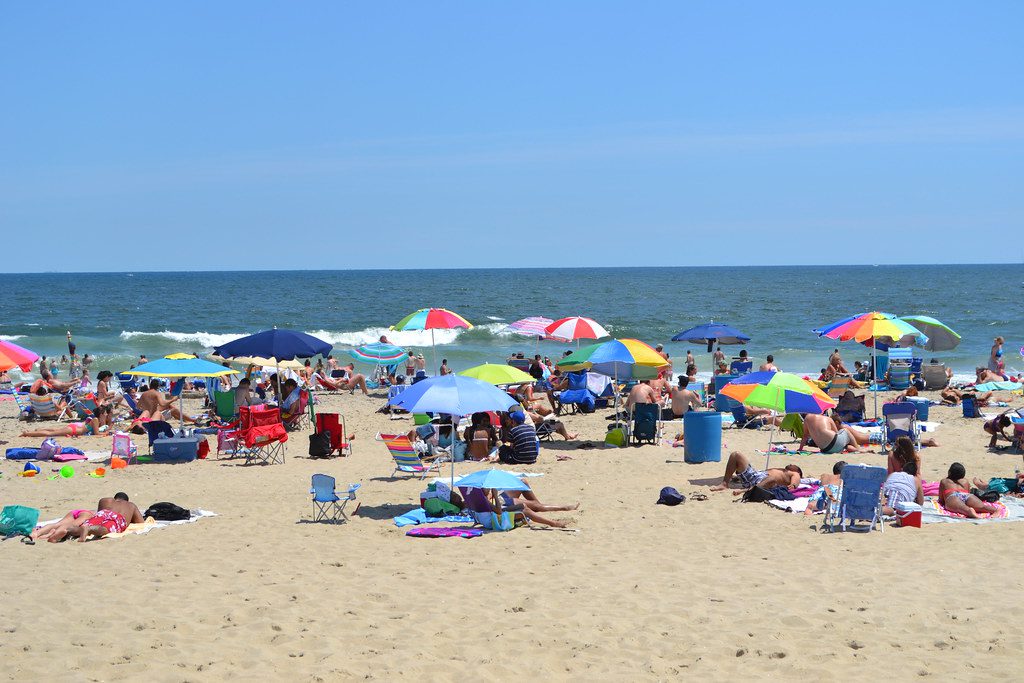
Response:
[393,507,474,527]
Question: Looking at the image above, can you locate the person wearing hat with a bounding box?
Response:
[498,411,539,465]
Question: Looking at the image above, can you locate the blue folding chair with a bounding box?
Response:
[630,403,660,445]
[729,360,753,375]
[824,464,887,532]
[117,373,138,391]
[143,420,176,454]
[882,402,920,450]
[310,475,360,523]
[555,371,595,415]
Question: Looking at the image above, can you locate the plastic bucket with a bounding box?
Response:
[684,411,722,463]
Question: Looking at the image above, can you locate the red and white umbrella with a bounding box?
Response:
[544,317,609,345]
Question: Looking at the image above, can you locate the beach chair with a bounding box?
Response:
[882,402,920,450]
[111,431,139,465]
[28,392,68,421]
[824,464,887,532]
[835,390,865,423]
[507,358,532,373]
[730,404,764,430]
[630,403,660,445]
[240,406,288,465]
[213,390,236,422]
[117,373,138,391]
[554,370,594,416]
[729,360,753,375]
[122,392,143,420]
[887,363,911,390]
[310,474,360,523]
[313,412,351,457]
[282,389,310,431]
[921,364,950,390]
[378,433,448,479]
[12,392,34,420]
[825,375,854,400]
[143,420,176,454]
[459,486,523,532]
[69,394,99,421]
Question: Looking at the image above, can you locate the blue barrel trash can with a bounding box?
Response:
[684,411,722,463]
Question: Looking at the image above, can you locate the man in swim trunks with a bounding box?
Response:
[74,493,144,542]
[666,375,702,419]
[137,379,196,423]
[710,451,803,492]
[799,413,868,454]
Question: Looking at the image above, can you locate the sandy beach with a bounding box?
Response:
[1,383,1022,681]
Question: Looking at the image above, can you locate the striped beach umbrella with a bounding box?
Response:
[545,316,609,346]
[504,317,554,338]
[348,342,409,366]
[720,371,836,468]
[0,339,39,373]
[392,308,472,374]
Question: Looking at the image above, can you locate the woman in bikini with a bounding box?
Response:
[940,462,999,518]
[464,412,498,461]
[20,417,101,438]
[30,509,94,542]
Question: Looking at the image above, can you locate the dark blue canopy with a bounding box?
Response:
[671,323,750,352]
[213,329,332,361]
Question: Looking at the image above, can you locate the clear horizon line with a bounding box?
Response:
[1,262,1022,276]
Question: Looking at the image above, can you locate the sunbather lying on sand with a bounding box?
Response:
[21,417,102,438]
[941,387,993,406]
[491,485,578,529]
[799,414,868,454]
[939,463,999,518]
[30,509,94,542]
[710,451,802,493]
[72,493,145,542]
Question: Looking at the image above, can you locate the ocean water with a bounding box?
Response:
[1,265,1021,382]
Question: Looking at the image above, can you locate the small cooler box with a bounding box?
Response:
[152,436,199,463]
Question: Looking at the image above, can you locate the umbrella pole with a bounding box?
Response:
[451,414,457,491]
[431,329,437,377]
[764,385,780,470]
[872,345,878,420]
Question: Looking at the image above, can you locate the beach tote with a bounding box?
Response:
[0,505,40,538]
[38,438,60,461]
[308,431,332,457]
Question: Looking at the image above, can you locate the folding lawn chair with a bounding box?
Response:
[823,464,887,532]
[921,364,950,390]
[882,402,920,450]
[554,370,594,416]
[28,392,68,421]
[378,433,448,479]
[825,375,854,400]
[213,390,236,422]
[143,420,176,454]
[240,406,288,465]
[310,474,360,523]
[313,412,351,457]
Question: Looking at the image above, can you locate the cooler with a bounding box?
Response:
[152,436,199,463]
[683,411,722,463]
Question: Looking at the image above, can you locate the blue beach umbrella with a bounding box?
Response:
[455,469,531,492]
[388,374,518,488]
[124,357,238,378]
[671,322,751,353]
[213,328,332,362]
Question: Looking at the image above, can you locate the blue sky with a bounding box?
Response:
[1,2,1021,271]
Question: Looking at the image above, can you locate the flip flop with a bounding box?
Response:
[689,492,708,501]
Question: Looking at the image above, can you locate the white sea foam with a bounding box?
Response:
[0,334,25,341]
[306,327,464,347]
[119,330,249,348]
[486,315,505,321]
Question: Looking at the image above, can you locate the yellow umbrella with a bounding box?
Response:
[164,353,197,360]
[212,355,305,370]
[459,363,534,385]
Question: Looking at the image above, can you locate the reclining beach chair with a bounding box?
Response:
[313,412,351,457]
[554,370,594,416]
[887,363,912,390]
[921,363,950,390]
[378,433,449,479]
[282,389,310,431]
[630,403,660,445]
[240,406,288,465]
[729,359,753,375]
[13,392,34,420]
[213,390,236,422]
[824,464,887,532]
[835,390,865,423]
[310,474,360,523]
[825,375,854,400]
[28,392,68,421]
[882,401,920,450]
[459,486,523,532]
[117,373,138,392]
[143,420,176,455]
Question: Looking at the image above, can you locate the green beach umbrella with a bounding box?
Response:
[899,316,961,352]
[458,363,534,385]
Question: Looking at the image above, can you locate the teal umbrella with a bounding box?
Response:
[899,316,961,352]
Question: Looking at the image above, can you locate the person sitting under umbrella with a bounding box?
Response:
[498,411,539,465]
[490,481,578,529]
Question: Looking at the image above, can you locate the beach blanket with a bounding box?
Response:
[768,498,810,513]
[393,508,474,527]
[6,446,85,461]
[406,527,482,538]
[921,497,1024,524]
[35,510,216,537]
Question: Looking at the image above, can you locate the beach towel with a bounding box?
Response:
[34,510,216,538]
[768,498,810,514]
[6,446,85,461]
[393,508,474,527]
[921,497,1024,524]
[406,527,482,538]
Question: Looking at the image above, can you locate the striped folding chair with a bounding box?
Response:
[377,433,448,479]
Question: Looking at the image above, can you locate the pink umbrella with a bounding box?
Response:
[545,316,609,348]
[0,339,39,373]
[504,317,554,356]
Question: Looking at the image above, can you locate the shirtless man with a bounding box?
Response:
[685,350,695,371]
[625,380,659,413]
[72,493,145,542]
[667,376,701,418]
[941,387,993,406]
[804,461,847,516]
[799,413,868,454]
[712,347,726,367]
[137,379,196,423]
[710,451,803,493]
[759,354,779,372]
[976,367,1005,384]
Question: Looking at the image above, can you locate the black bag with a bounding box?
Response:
[308,431,332,457]
[144,502,191,521]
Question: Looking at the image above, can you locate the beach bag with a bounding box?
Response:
[604,427,625,448]
[0,505,40,538]
[308,431,332,457]
[143,502,191,521]
[196,437,210,459]
[742,486,777,503]
[38,438,60,461]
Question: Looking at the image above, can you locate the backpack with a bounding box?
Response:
[38,438,60,461]
[143,502,191,521]
[308,432,333,457]
[0,505,40,538]
[742,486,776,503]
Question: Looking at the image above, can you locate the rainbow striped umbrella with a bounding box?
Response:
[392,308,472,374]
[720,371,836,468]
[0,339,39,373]
[545,316,609,345]
[348,342,409,366]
